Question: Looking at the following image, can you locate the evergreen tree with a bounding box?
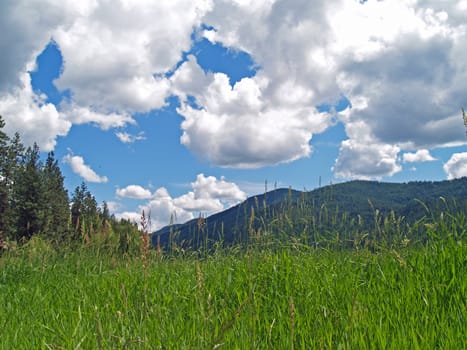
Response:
[13,143,44,240]
[4,132,25,238]
[71,182,99,238]
[100,201,111,228]
[71,182,86,233]
[42,152,70,242]
[0,118,25,239]
[84,189,99,222]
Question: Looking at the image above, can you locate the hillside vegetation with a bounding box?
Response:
[154,178,467,250]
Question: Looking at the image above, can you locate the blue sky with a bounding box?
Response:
[1,0,467,229]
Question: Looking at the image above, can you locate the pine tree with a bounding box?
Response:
[71,182,99,239]
[101,201,110,223]
[84,189,99,221]
[71,182,86,235]
[0,118,25,239]
[42,152,70,242]
[13,143,44,241]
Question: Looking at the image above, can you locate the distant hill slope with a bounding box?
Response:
[152,177,467,248]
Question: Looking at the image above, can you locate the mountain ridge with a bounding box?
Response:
[152,177,467,248]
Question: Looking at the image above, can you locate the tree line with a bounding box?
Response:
[0,115,139,251]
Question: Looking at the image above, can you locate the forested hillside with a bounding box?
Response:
[153,177,467,249]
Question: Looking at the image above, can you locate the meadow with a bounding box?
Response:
[0,224,466,350]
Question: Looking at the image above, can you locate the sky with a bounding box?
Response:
[1,0,467,230]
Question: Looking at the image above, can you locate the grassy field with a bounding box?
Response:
[0,233,465,349]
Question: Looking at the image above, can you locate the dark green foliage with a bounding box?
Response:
[42,152,70,242]
[0,116,141,250]
[12,143,44,241]
[71,182,100,238]
[70,183,85,230]
[101,200,110,224]
[0,118,71,244]
[0,118,25,238]
[154,178,467,250]
[112,218,141,255]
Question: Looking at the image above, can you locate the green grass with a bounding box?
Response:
[0,237,466,349]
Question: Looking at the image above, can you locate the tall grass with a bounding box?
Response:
[0,233,465,349]
[0,201,466,349]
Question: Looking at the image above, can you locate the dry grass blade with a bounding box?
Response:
[289,296,295,350]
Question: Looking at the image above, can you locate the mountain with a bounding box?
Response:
[152,177,467,249]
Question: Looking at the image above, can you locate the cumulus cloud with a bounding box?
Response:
[2,0,467,177]
[0,0,74,94]
[329,1,467,177]
[174,173,247,211]
[443,153,467,179]
[116,185,152,199]
[0,72,71,151]
[115,174,247,230]
[0,0,212,148]
[173,64,333,168]
[106,201,122,213]
[136,187,195,231]
[199,0,467,175]
[191,173,247,202]
[403,149,437,163]
[52,0,212,114]
[333,140,402,180]
[63,152,108,183]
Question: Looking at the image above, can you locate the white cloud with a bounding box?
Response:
[443,152,467,179]
[52,0,213,115]
[191,173,247,202]
[106,201,122,213]
[2,0,467,177]
[173,192,224,212]
[173,173,246,211]
[138,187,194,231]
[63,152,108,183]
[200,0,467,175]
[0,0,213,150]
[458,0,467,11]
[174,68,333,168]
[62,104,135,130]
[0,0,74,94]
[333,140,402,180]
[403,149,437,163]
[328,1,467,177]
[114,211,141,224]
[115,174,247,230]
[116,185,152,199]
[115,131,146,144]
[170,55,212,100]
[0,72,71,151]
